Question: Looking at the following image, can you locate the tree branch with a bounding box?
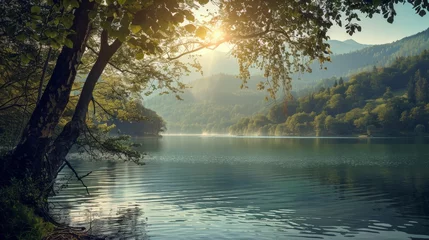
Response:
[86,44,140,75]
[93,97,116,118]
[64,159,92,195]
[167,24,272,61]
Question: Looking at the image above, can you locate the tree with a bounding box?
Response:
[339,77,344,85]
[285,112,315,135]
[267,104,287,123]
[375,104,400,134]
[408,76,417,104]
[383,87,394,100]
[415,71,429,103]
[327,94,345,114]
[314,112,328,136]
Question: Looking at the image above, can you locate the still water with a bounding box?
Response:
[50,135,429,239]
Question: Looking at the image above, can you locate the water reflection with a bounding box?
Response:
[50,136,429,239]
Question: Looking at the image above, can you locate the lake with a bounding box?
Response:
[49,135,429,239]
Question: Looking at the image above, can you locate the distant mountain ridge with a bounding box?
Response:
[145,74,270,133]
[298,28,429,82]
[326,39,372,54]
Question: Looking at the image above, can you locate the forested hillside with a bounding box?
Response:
[296,28,429,84]
[230,51,429,136]
[146,30,429,134]
[145,74,272,133]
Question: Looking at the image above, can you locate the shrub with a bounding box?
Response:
[0,180,54,240]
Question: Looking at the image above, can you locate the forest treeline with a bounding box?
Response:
[230,50,429,136]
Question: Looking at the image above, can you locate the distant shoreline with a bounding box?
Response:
[159,133,426,139]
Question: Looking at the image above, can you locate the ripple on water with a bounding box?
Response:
[50,136,429,239]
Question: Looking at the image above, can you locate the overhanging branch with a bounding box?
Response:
[64,159,92,195]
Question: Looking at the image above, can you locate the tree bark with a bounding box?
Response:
[47,33,122,178]
[4,0,95,182]
[37,47,52,105]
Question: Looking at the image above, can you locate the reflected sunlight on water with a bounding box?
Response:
[50,136,429,239]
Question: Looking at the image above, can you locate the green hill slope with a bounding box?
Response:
[230,50,429,136]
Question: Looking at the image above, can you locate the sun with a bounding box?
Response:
[211,30,225,42]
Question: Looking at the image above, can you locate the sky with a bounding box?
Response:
[197,2,428,47]
[328,4,428,44]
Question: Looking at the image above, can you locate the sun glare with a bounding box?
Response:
[212,30,225,42]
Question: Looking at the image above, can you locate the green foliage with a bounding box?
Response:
[0,180,54,240]
[230,51,429,136]
[112,100,166,136]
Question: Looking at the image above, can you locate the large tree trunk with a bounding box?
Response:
[47,34,122,178]
[37,47,52,105]
[3,0,95,183]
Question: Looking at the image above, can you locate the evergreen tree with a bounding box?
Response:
[339,77,344,85]
[408,76,417,104]
[415,70,429,103]
[383,87,394,100]
[333,80,338,87]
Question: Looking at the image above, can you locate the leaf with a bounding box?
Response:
[184,24,196,33]
[195,26,207,39]
[69,0,79,8]
[64,38,73,48]
[130,25,141,34]
[197,0,209,4]
[117,0,126,5]
[88,10,97,19]
[21,55,31,65]
[183,10,195,22]
[31,6,41,14]
[16,33,27,41]
[173,13,184,23]
[45,30,58,38]
[26,53,35,61]
[135,51,144,60]
[62,16,74,28]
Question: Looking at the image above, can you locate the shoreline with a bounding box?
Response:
[159,133,428,139]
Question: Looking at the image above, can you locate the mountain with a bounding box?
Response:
[326,39,371,54]
[297,28,429,83]
[145,29,429,134]
[144,74,272,133]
